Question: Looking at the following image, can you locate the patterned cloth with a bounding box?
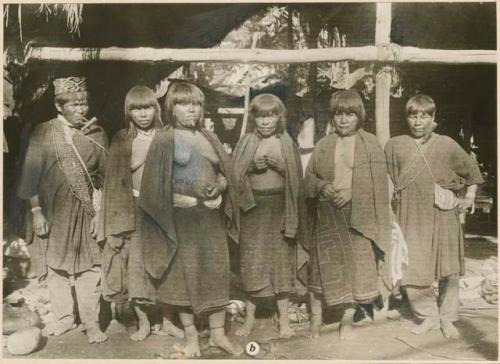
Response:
[304,129,392,303]
[53,76,87,95]
[309,201,379,306]
[239,189,295,297]
[52,120,95,217]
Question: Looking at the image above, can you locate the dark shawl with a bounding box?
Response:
[139,126,239,280]
[18,119,107,276]
[97,129,135,298]
[97,129,135,242]
[233,131,309,286]
[305,129,392,289]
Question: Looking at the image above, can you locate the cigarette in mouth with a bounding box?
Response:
[82,117,97,131]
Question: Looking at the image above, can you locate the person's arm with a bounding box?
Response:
[264,154,286,176]
[458,184,478,213]
[449,139,484,214]
[90,131,109,238]
[304,144,333,200]
[205,172,228,200]
[29,195,49,237]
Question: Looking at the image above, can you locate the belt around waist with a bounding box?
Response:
[251,186,285,196]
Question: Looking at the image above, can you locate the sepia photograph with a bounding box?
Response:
[2,1,498,360]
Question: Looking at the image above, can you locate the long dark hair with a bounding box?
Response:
[163,81,205,128]
[328,90,366,130]
[247,93,287,135]
[124,85,163,137]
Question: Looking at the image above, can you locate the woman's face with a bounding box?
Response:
[173,102,202,129]
[130,106,155,130]
[407,111,434,138]
[333,111,358,137]
[222,117,237,131]
[255,115,279,137]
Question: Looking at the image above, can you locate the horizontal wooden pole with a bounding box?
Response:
[25,45,497,64]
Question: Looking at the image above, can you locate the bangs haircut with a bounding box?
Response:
[406,94,436,116]
[164,81,205,127]
[124,85,163,135]
[125,85,158,111]
[55,91,88,107]
[248,93,287,135]
[328,90,366,123]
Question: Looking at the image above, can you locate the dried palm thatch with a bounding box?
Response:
[36,4,84,36]
[5,4,84,41]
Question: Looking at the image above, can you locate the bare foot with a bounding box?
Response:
[170,335,201,359]
[441,321,460,339]
[130,321,150,341]
[411,319,440,335]
[157,318,185,339]
[106,319,127,335]
[87,326,108,344]
[310,313,321,339]
[339,322,355,340]
[43,317,76,336]
[235,318,254,337]
[209,335,243,356]
[279,322,295,339]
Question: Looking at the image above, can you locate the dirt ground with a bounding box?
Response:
[3,235,498,361]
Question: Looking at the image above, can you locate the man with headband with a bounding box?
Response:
[18,76,108,344]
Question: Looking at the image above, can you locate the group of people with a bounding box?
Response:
[17,75,483,357]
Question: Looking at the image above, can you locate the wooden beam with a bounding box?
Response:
[25,45,497,65]
[375,3,392,148]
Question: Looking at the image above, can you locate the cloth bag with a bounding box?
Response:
[415,140,458,211]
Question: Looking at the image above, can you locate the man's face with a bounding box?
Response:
[407,111,434,139]
[56,94,89,127]
[173,102,202,129]
[333,111,358,137]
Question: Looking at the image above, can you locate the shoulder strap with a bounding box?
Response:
[414,138,436,183]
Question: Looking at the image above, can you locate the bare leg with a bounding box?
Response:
[339,305,356,340]
[170,310,201,359]
[277,294,294,338]
[44,268,76,336]
[105,302,128,335]
[235,298,255,337]
[309,292,322,339]
[130,303,150,341]
[160,304,184,338]
[208,309,243,356]
[405,285,440,335]
[439,276,460,339]
[74,268,107,344]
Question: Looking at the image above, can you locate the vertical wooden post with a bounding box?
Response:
[240,33,260,138]
[375,3,392,148]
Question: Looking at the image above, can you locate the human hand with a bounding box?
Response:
[108,234,126,251]
[32,209,49,238]
[90,212,99,239]
[333,188,352,208]
[457,197,474,214]
[192,180,212,201]
[264,154,285,175]
[320,183,336,200]
[205,181,226,200]
[250,157,267,172]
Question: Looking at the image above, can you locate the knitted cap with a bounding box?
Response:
[53,76,87,96]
